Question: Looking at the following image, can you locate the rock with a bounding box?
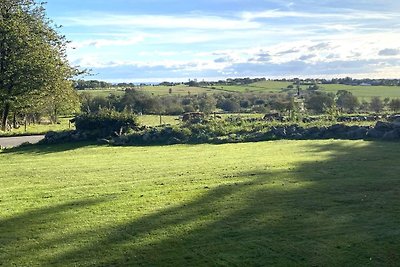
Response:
[347,127,368,139]
[329,124,347,132]
[270,127,287,137]
[375,121,394,131]
[392,119,400,128]
[366,128,384,139]
[383,130,400,141]
[45,131,57,139]
[305,127,321,139]
[388,114,400,122]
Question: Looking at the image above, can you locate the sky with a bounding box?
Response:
[46,0,400,82]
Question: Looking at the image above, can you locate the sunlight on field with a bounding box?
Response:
[1,140,399,266]
[138,115,180,126]
[0,117,74,137]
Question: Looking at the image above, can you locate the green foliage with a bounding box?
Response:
[198,94,217,114]
[306,91,335,114]
[119,89,162,114]
[389,98,400,112]
[75,108,139,136]
[217,98,240,112]
[336,90,359,112]
[0,0,78,130]
[369,96,384,113]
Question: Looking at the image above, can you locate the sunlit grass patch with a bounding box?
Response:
[0,140,399,266]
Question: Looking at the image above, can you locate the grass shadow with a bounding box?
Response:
[0,198,109,266]
[0,141,101,155]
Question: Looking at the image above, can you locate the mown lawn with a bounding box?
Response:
[0,140,399,266]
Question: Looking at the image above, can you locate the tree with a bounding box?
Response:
[218,99,240,112]
[306,92,335,114]
[198,94,216,114]
[383,97,391,108]
[389,98,400,112]
[369,97,383,113]
[119,89,162,114]
[0,0,77,130]
[336,90,359,112]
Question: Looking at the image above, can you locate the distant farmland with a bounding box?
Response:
[78,81,400,100]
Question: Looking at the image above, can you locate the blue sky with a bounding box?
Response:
[46,0,400,82]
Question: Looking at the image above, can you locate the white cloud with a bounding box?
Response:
[60,5,400,80]
[62,13,261,30]
[379,48,400,56]
[241,9,398,21]
[70,35,145,49]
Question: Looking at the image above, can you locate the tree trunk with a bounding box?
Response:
[53,106,58,123]
[1,102,10,131]
[12,112,17,128]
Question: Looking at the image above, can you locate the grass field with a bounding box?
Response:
[204,80,292,94]
[141,85,215,96]
[216,82,400,99]
[1,140,399,266]
[0,117,74,137]
[0,115,177,136]
[77,88,125,98]
[80,82,400,101]
[138,114,180,126]
[319,84,400,100]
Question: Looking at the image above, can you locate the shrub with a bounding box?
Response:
[74,108,139,137]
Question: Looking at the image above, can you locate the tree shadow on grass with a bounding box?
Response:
[2,141,400,266]
[0,198,109,266]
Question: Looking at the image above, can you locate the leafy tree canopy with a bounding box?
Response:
[0,0,79,130]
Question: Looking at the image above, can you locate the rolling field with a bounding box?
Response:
[320,84,400,99]
[1,140,399,266]
[77,88,125,98]
[204,80,292,93]
[79,82,400,100]
[141,85,215,95]
[219,82,400,99]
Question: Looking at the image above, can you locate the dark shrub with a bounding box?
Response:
[74,108,139,137]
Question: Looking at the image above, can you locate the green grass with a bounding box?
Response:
[1,140,399,266]
[138,115,180,126]
[224,82,400,99]
[77,88,125,98]
[318,84,400,100]
[82,81,400,100]
[205,80,292,94]
[0,117,74,137]
[141,85,215,96]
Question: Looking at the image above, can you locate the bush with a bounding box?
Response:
[74,108,139,137]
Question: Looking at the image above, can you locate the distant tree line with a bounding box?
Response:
[74,80,142,90]
[287,77,400,86]
[80,88,400,117]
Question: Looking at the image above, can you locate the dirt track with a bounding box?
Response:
[0,135,45,148]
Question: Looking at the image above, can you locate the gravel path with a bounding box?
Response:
[0,135,45,148]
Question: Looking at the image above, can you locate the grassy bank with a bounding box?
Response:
[0,117,74,137]
[1,140,399,266]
